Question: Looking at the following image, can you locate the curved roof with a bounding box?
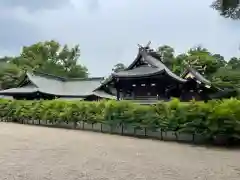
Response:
[186,67,211,85]
[112,47,186,83]
[0,85,38,95]
[63,79,103,96]
[140,49,186,82]
[112,65,161,78]
[0,72,110,98]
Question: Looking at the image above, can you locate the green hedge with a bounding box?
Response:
[0,98,240,141]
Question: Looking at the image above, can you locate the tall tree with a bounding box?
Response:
[0,40,88,89]
[157,45,175,70]
[112,63,126,73]
[228,57,240,69]
[156,45,225,77]
[211,0,240,20]
[12,40,88,78]
[0,61,22,89]
[212,66,240,88]
[185,46,223,76]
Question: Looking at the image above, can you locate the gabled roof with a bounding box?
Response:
[112,46,186,82]
[27,71,103,97]
[0,71,111,98]
[0,85,38,95]
[181,66,211,85]
[112,65,161,78]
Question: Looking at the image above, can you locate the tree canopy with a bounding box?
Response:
[112,63,126,73]
[211,0,240,20]
[157,44,240,89]
[0,40,88,89]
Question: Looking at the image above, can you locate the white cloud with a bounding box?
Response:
[0,0,239,76]
[0,0,69,11]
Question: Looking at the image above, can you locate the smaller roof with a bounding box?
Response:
[182,66,211,85]
[0,85,38,95]
[0,71,114,99]
[25,72,104,97]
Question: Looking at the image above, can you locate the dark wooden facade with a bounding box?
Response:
[113,76,216,102]
[109,45,224,102]
[114,75,177,101]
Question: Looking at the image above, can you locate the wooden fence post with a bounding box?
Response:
[160,129,163,140]
[175,132,178,141]
[121,124,124,135]
[73,120,77,129]
[110,124,113,133]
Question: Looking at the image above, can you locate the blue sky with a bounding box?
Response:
[0,0,239,76]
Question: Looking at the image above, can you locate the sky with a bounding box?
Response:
[0,0,239,77]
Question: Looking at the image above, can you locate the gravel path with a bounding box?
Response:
[0,123,240,180]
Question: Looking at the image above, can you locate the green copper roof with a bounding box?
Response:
[0,72,115,99]
[0,85,38,95]
[25,72,104,97]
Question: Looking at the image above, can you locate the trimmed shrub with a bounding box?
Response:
[1,98,240,142]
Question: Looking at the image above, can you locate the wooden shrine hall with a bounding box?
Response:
[100,44,236,103]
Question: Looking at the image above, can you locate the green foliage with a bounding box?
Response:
[0,40,88,89]
[0,62,23,89]
[1,98,240,141]
[211,0,240,20]
[155,44,240,90]
[157,45,175,70]
[112,63,126,73]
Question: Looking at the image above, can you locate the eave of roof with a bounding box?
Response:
[0,86,38,95]
[140,50,186,82]
[111,47,186,83]
[188,67,211,85]
[112,65,162,78]
[181,66,211,85]
[0,71,107,97]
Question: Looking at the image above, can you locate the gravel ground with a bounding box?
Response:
[0,123,240,180]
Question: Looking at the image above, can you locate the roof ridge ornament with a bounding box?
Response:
[137,41,151,50]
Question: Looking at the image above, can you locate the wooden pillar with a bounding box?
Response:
[132,90,135,100]
[117,88,120,100]
[115,78,120,101]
